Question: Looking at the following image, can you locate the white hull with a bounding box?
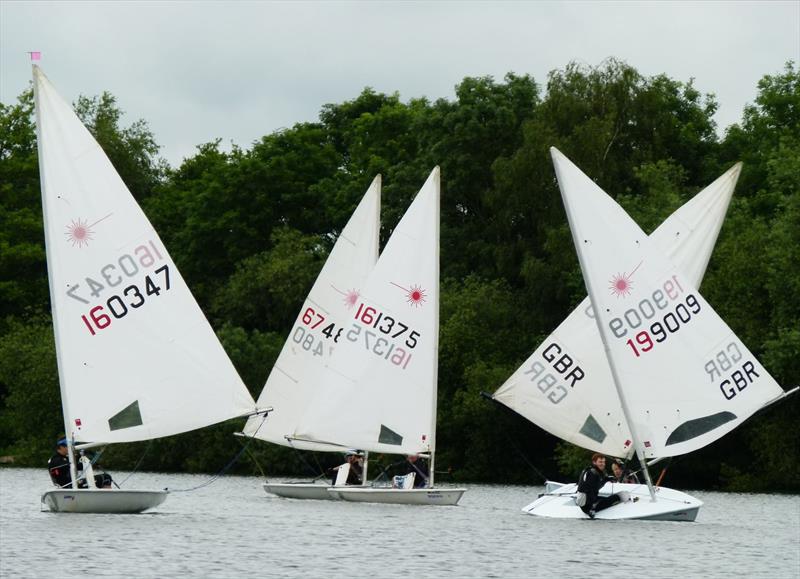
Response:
[41,489,168,514]
[522,482,702,521]
[263,482,337,500]
[327,487,466,506]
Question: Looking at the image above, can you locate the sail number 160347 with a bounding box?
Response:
[80,265,171,335]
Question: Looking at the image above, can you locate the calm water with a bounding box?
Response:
[1,467,798,578]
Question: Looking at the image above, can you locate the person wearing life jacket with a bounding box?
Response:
[575,453,621,518]
[47,438,72,488]
[47,437,114,489]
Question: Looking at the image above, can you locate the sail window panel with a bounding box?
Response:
[378,424,403,446]
[579,414,607,444]
[665,411,737,446]
[108,400,143,431]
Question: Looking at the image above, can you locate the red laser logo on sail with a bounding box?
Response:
[391,282,427,307]
[609,261,643,298]
[331,286,361,309]
[64,213,113,248]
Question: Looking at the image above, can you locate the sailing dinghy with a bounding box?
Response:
[239,176,381,500]
[519,148,793,521]
[34,65,259,513]
[493,163,742,458]
[293,167,466,505]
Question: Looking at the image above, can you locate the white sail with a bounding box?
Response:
[34,65,255,445]
[241,177,381,451]
[551,148,784,459]
[294,168,440,455]
[493,164,741,457]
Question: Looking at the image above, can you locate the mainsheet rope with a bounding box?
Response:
[168,413,269,493]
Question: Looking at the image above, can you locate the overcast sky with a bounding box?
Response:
[2,1,798,167]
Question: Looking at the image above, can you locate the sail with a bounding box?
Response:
[241,177,381,451]
[293,168,440,455]
[552,147,784,459]
[493,164,741,457]
[33,65,255,445]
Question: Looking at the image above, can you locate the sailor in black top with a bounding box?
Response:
[576,454,622,517]
[47,438,114,489]
[403,454,429,489]
[47,439,72,488]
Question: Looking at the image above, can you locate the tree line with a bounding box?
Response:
[0,59,797,492]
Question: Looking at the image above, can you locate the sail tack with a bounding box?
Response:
[241,177,381,451]
[34,66,255,445]
[551,148,783,459]
[493,164,742,457]
[294,168,441,455]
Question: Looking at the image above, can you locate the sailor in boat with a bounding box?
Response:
[47,438,113,489]
[576,454,621,518]
[402,454,430,489]
[329,450,365,486]
[611,459,639,484]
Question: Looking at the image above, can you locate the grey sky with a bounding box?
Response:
[2,1,798,167]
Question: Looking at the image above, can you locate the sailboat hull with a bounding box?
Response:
[263,482,337,501]
[327,487,466,506]
[522,482,702,521]
[41,489,168,514]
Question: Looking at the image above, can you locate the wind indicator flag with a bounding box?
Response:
[29,51,41,61]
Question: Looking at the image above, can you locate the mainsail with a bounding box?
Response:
[294,168,440,455]
[241,176,381,451]
[493,164,742,457]
[34,65,256,445]
[551,148,784,459]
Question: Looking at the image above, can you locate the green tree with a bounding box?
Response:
[0,89,47,321]
[74,92,165,201]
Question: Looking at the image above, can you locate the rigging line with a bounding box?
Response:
[169,413,269,493]
[369,460,405,486]
[503,429,550,483]
[241,413,272,482]
[118,440,154,487]
[284,442,327,481]
[310,449,327,478]
[242,442,267,480]
[479,391,550,483]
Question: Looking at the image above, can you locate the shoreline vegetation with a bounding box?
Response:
[1,59,797,493]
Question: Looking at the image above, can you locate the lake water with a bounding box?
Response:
[1,467,798,578]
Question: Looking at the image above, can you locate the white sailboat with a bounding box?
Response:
[520,148,793,521]
[293,167,466,505]
[240,176,381,500]
[493,163,741,459]
[34,65,259,513]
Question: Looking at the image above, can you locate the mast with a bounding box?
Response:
[32,63,78,488]
[553,149,657,502]
[31,64,77,488]
[429,167,440,489]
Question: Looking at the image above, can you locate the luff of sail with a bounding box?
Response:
[241,176,381,452]
[34,65,256,445]
[551,148,784,459]
[294,168,440,456]
[493,164,741,458]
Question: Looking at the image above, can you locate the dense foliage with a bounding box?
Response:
[1,59,797,492]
